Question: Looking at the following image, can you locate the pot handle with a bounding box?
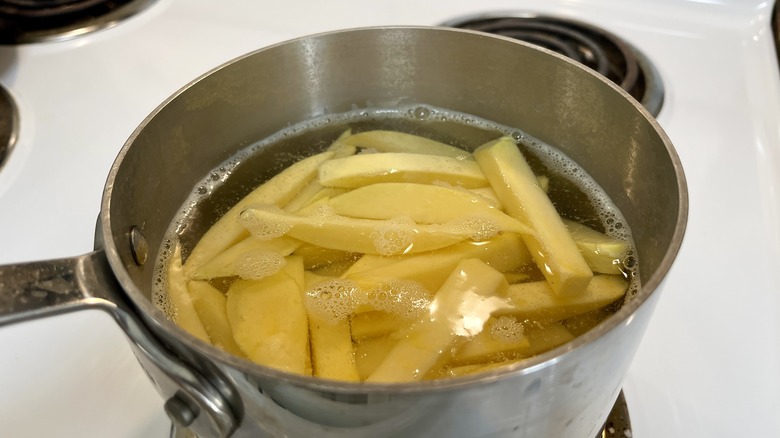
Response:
[0,251,238,437]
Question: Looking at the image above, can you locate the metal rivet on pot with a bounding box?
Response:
[129,226,148,266]
[164,393,198,428]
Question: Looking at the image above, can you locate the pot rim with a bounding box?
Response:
[101,25,688,394]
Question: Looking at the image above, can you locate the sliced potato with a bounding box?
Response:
[187,281,245,357]
[238,205,472,256]
[293,244,358,270]
[474,137,592,295]
[341,130,471,159]
[225,257,310,375]
[318,152,488,189]
[191,235,300,280]
[564,219,629,274]
[328,182,532,235]
[562,308,610,337]
[282,180,327,212]
[524,323,575,355]
[450,316,530,366]
[496,275,627,323]
[345,233,531,294]
[167,245,210,342]
[303,272,360,381]
[433,359,518,379]
[354,336,398,380]
[326,128,358,158]
[184,150,335,276]
[350,310,405,341]
[341,254,399,277]
[469,187,503,209]
[366,259,511,382]
[284,181,349,213]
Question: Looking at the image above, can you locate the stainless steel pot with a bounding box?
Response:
[0,27,687,437]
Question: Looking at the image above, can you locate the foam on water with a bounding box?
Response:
[234,250,287,280]
[152,103,638,319]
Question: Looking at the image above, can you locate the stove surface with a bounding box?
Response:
[0,0,779,437]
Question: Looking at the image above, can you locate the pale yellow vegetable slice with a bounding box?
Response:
[444,324,574,374]
[187,281,245,357]
[311,259,357,277]
[341,130,471,159]
[354,336,398,380]
[503,270,539,284]
[468,175,547,209]
[183,150,335,276]
[345,233,531,295]
[341,254,399,277]
[474,137,592,295]
[285,255,306,291]
[326,128,358,157]
[496,275,627,323]
[303,272,360,381]
[293,244,358,270]
[367,259,511,383]
[564,219,630,275]
[434,359,518,379]
[350,310,406,341]
[318,152,488,189]
[225,258,310,375]
[283,181,350,213]
[563,308,610,337]
[167,245,210,343]
[450,316,530,366]
[328,182,532,235]
[282,180,328,212]
[238,205,472,256]
[524,323,575,355]
[191,235,301,280]
[469,187,503,209]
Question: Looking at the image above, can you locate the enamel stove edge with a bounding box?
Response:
[0,0,778,436]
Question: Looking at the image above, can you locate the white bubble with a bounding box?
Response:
[238,206,292,240]
[370,218,416,255]
[235,250,286,280]
[362,279,430,319]
[489,316,525,343]
[304,279,359,323]
[445,215,500,241]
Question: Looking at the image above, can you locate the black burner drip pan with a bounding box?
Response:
[0,0,156,44]
[441,13,664,117]
[0,82,17,172]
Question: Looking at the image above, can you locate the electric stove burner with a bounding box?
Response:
[0,0,156,44]
[0,82,17,172]
[599,391,632,438]
[441,13,664,117]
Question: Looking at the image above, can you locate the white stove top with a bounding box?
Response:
[1,0,779,436]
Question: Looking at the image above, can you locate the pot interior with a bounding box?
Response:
[102,26,686,381]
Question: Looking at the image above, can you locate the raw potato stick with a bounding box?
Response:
[191,235,301,280]
[367,258,511,382]
[345,233,531,295]
[225,257,310,375]
[341,130,471,158]
[318,152,488,189]
[167,245,211,343]
[238,205,472,256]
[187,281,245,357]
[474,137,593,295]
[563,219,629,275]
[183,150,335,276]
[303,272,361,381]
[496,275,627,323]
[328,182,532,234]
